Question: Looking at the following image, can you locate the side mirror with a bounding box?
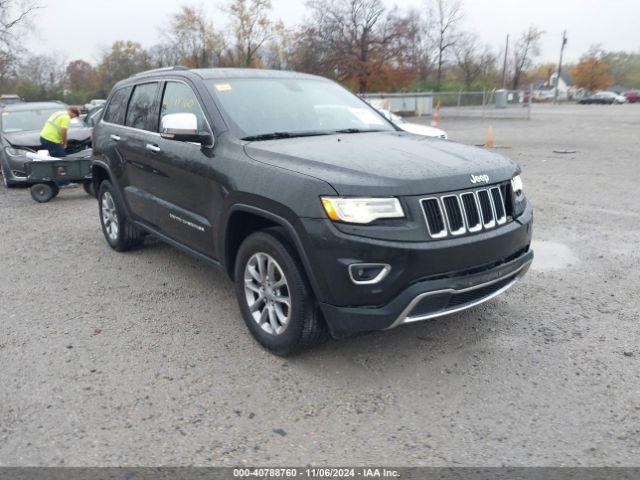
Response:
[160,113,213,147]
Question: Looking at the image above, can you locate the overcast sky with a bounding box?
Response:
[26,0,640,65]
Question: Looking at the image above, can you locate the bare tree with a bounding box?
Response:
[162,5,224,68]
[0,0,39,48]
[454,32,496,88]
[262,23,294,70]
[429,0,464,90]
[511,25,544,89]
[226,0,276,67]
[0,0,39,88]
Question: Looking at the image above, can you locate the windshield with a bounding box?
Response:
[1,108,62,133]
[206,78,394,139]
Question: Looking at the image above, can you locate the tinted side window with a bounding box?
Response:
[103,87,131,125]
[160,82,208,132]
[125,83,158,131]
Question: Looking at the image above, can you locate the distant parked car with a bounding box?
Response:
[84,104,104,127]
[623,91,640,103]
[375,108,448,139]
[0,94,22,105]
[0,102,92,187]
[83,99,105,111]
[578,92,627,105]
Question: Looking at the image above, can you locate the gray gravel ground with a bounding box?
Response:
[1,104,639,466]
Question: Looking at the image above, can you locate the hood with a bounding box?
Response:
[3,130,42,149]
[244,131,518,196]
[399,122,448,139]
[3,128,91,149]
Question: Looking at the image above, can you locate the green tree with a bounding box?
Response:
[603,51,640,88]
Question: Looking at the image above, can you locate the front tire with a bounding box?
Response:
[234,230,327,355]
[98,180,143,251]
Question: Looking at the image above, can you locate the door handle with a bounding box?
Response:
[109,134,121,141]
[145,144,161,153]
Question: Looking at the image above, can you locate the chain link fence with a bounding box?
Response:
[363,87,533,120]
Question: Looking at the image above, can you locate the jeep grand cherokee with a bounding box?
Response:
[91,67,533,355]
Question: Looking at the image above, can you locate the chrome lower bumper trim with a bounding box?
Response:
[387,260,531,329]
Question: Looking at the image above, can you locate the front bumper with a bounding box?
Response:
[320,248,532,337]
[300,203,533,337]
[1,154,29,184]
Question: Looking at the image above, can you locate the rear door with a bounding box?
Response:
[141,80,220,256]
[117,82,163,226]
[96,85,132,185]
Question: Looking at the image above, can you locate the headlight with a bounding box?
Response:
[511,175,526,217]
[321,197,404,224]
[511,175,523,195]
[4,146,28,157]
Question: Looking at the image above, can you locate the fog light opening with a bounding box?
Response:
[348,263,391,285]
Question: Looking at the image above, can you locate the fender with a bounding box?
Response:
[91,159,133,219]
[224,203,328,304]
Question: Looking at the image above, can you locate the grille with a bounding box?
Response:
[420,183,511,239]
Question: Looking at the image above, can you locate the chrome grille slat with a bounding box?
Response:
[420,183,510,239]
[420,197,447,239]
[490,187,507,224]
[442,195,466,236]
[460,192,482,232]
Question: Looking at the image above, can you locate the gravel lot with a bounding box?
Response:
[1,104,639,466]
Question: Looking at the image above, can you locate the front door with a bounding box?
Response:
[136,80,220,257]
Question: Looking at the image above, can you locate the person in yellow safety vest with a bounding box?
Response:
[39,106,81,158]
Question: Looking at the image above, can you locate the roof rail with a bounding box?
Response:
[133,66,190,77]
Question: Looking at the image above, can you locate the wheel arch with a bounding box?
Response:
[91,160,132,218]
[223,204,326,304]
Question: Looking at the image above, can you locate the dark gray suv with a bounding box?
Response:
[91,67,533,355]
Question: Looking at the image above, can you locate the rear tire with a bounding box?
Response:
[30,182,59,203]
[234,230,327,355]
[98,180,143,251]
[83,179,96,198]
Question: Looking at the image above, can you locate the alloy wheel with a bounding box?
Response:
[243,252,291,336]
[101,191,120,241]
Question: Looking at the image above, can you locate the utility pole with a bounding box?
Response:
[501,34,509,89]
[554,30,568,104]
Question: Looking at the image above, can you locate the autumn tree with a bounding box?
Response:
[572,46,614,92]
[511,25,544,89]
[66,59,95,92]
[226,0,277,67]
[162,5,223,68]
[303,0,409,92]
[97,41,151,93]
[429,0,464,90]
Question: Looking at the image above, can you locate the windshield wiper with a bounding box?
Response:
[333,128,386,134]
[242,131,330,141]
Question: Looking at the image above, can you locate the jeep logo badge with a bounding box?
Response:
[470,174,490,184]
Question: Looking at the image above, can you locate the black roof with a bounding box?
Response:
[0,101,67,111]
